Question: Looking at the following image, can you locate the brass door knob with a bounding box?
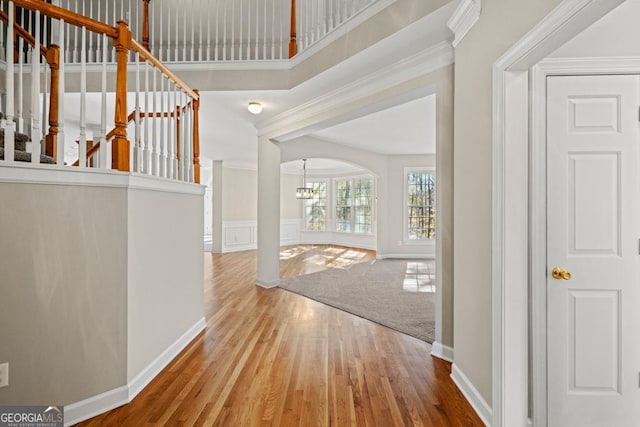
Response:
[552,267,571,280]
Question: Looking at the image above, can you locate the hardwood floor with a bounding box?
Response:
[78,246,483,426]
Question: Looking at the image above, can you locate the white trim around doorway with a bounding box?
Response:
[491,1,625,426]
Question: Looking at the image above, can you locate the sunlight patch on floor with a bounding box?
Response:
[280,246,308,260]
[403,261,435,293]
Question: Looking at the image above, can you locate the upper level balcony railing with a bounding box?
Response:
[2,0,385,64]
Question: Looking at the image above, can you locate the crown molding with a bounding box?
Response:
[256,41,453,140]
[447,0,481,47]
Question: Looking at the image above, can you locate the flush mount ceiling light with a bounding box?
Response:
[296,159,314,199]
[247,101,263,114]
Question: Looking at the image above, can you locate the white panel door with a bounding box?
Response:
[547,74,640,427]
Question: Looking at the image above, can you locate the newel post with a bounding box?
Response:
[142,0,151,51]
[193,89,200,184]
[113,20,131,171]
[45,44,60,159]
[289,0,297,58]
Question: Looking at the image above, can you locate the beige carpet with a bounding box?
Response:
[279,258,435,343]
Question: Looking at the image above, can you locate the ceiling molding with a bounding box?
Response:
[256,41,453,140]
[447,0,482,48]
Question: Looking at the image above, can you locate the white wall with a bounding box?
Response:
[280,172,303,220]
[0,172,205,415]
[127,188,204,382]
[549,0,640,58]
[453,0,563,406]
[222,167,258,221]
[0,183,128,406]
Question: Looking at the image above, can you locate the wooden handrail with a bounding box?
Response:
[0,10,47,57]
[72,110,137,166]
[11,0,118,39]
[131,39,199,100]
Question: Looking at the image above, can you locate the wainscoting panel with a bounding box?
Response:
[222,221,257,252]
[219,220,378,253]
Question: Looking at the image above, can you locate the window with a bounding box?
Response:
[304,181,327,231]
[335,179,352,232]
[335,176,373,234]
[406,170,435,240]
[353,178,373,233]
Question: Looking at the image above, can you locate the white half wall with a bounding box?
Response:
[0,166,205,424]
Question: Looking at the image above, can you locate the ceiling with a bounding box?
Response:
[310,95,436,156]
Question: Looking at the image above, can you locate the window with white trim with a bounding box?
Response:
[303,181,327,231]
[406,170,435,240]
[334,176,373,234]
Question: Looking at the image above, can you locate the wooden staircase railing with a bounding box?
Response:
[1,0,201,183]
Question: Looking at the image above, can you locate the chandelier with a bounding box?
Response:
[296,159,314,199]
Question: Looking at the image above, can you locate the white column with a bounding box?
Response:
[256,135,281,287]
[212,160,224,252]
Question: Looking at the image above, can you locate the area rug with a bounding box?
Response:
[278,259,435,343]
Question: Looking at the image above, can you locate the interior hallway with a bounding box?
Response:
[78,249,481,426]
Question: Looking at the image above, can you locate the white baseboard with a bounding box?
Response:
[127,317,206,400]
[64,386,128,427]
[450,364,492,427]
[430,341,454,363]
[376,253,435,260]
[64,317,206,426]
[256,279,280,288]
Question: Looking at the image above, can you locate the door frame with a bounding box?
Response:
[531,58,640,425]
[491,1,625,426]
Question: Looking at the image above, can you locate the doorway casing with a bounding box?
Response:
[491,0,625,426]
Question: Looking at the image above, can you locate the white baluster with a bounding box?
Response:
[169,84,176,179]
[263,0,267,59]
[57,18,66,166]
[254,0,260,59]
[185,102,191,182]
[159,76,166,178]
[199,0,203,60]
[183,0,187,61]
[134,54,141,173]
[17,26,23,133]
[166,79,173,178]
[214,0,220,60]
[239,0,243,60]
[230,0,235,60]
[99,33,110,169]
[191,0,195,61]
[278,0,283,59]
[73,2,79,62]
[143,61,150,174]
[174,0,179,61]
[182,99,188,182]
[78,26,87,168]
[159,0,163,61]
[207,0,211,61]
[88,1,94,62]
[246,0,251,59]
[30,10,42,164]
[4,2,15,163]
[222,0,227,60]
[172,85,178,179]
[166,0,172,61]
[271,0,275,59]
[152,69,158,176]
